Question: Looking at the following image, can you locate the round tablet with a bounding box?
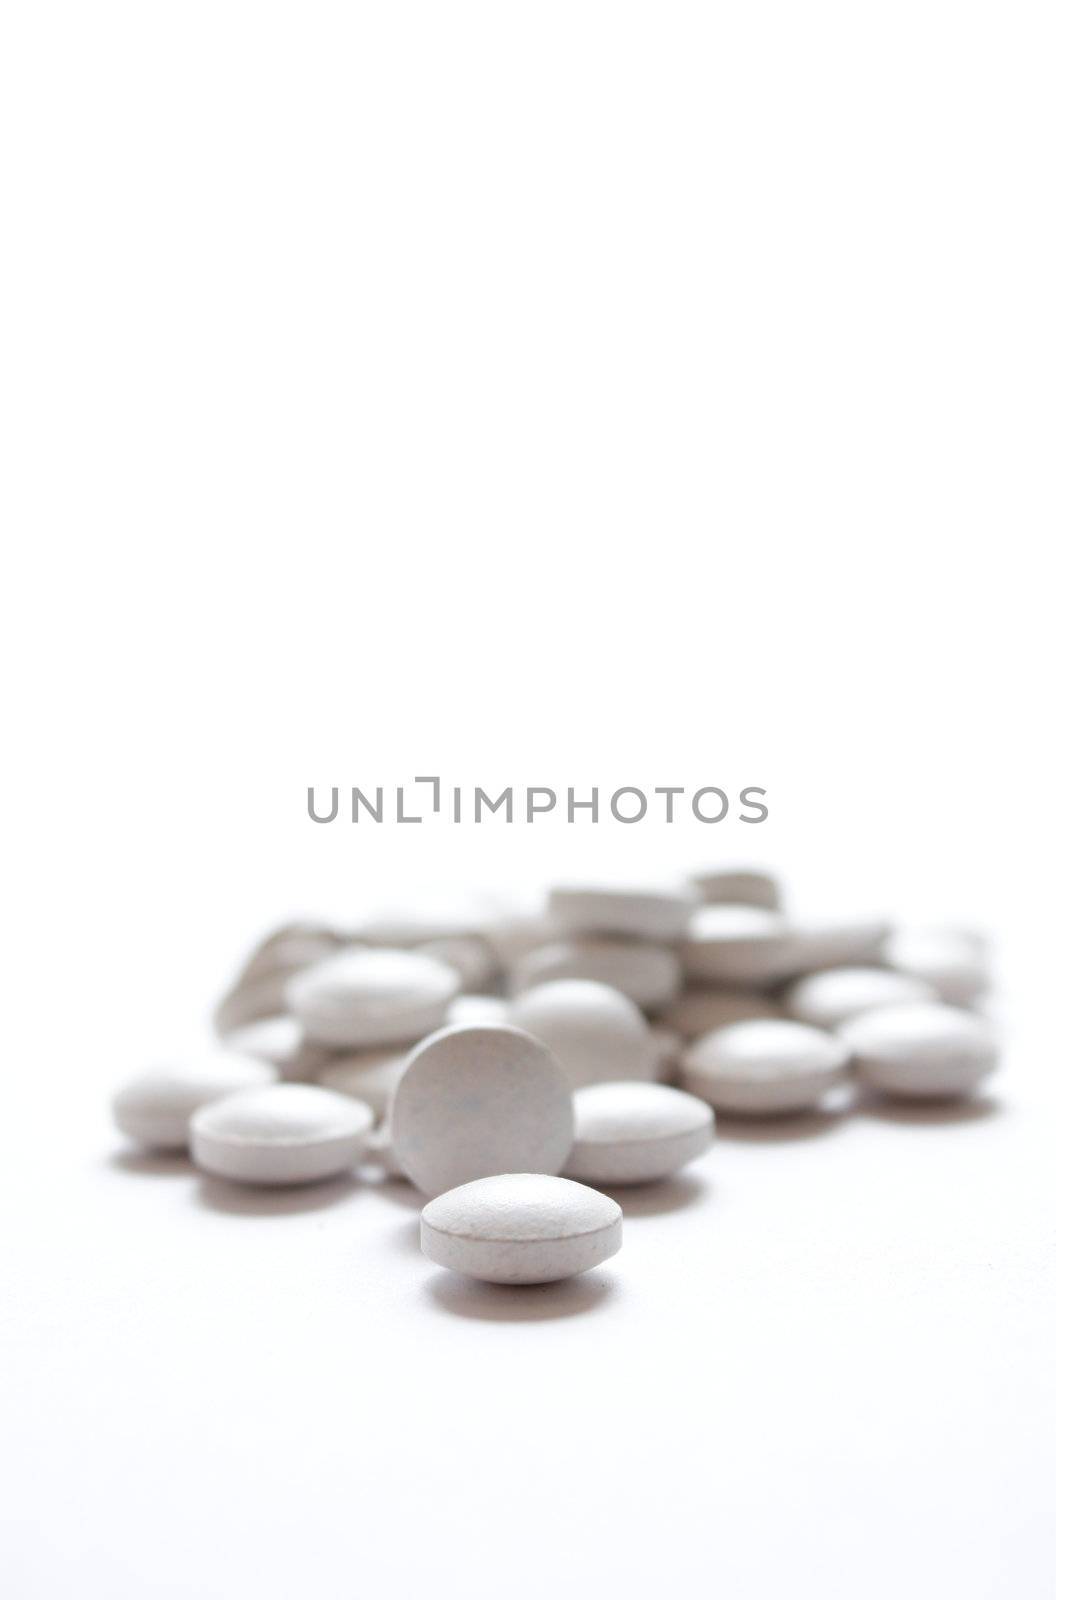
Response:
[776,917,890,980]
[680,1019,850,1115]
[660,986,783,1040]
[190,1083,374,1185]
[688,868,781,909]
[509,980,658,1089]
[391,1024,574,1197]
[564,1083,714,1185]
[783,966,937,1030]
[547,884,694,941]
[839,1002,998,1098]
[510,939,681,1011]
[288,948,459,1048]
[447,994,511,1027]
[418,935,498,992]
[317,1047,410,1119]
[882,928,989,1006]
[681,905,794,987]
[421,1174,622,1284]
[112,1051,277,1150]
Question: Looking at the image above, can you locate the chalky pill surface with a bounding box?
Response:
[190,1083,374,1185]
[391,1024,574,1197]
[689,868,781,909]
[288,947,459,1048]
[317,1048,411,1119]
[681,905,795,987]
[681,1018,850,1115]
[509,980,658,1089]
[511,938,681,1011]
[839,1002,998,1098]
[784,966,937,1030]
[660,986,783,1040]
[564,1082,714,1185]
[420,1173,622,1283]
[112,1052,277,1150]
[548,883,694,941]
[882,928,989,1006]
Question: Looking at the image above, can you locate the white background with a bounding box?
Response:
[1,3,1060,1597]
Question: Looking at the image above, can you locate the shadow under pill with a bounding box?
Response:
[194,1172,361,1216]
[108,1149,195,1178]
[713,1104,851,1143]
[601,1171,709,1217]
[424,1270,618,1322]
[363,1174,424,1211]
[858,1092,1003,1129]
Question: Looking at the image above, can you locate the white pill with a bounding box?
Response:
[564,1082,714,1185]
[839,1002,998,1099]
[689,868,781,909]
[351,901,485,947]
[509,980,658,1089]
[447,994,511,1027]
[112,1052,277,1150]
[547,883,694,941]
[391,1024,573,1197]
[213,969,297,1035]
[288,947,459,1048]
[418,934,498,992]
[224,1015,306,1074]
[236,924,343,986]
[680,1019,850,1115]
[776,917,891,979]
[784,966,938,1030]
[511,938,682,1011]
[317,1047,410,1119]
[660,986,783,1040]
[421,1173,622,1284]
[190,1083,374,1185]
[681,905,794,987]
[882,927,989,1006]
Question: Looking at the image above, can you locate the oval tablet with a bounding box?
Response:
[776,917,891,980]
[190,1083,374,1185]
[548,884,694,941]
[421,1173,622,1284]
[680,1019,850,1115]
[511,938,681,1011]
[392,1024,573,1197]
[784,966,937,1030]
[509,980,658,1089]
[839,1002,998,1099]
[317,1047,410,1119]
[288,948,459,1048]
[688,868,781,909]
[681,905,794,987]
[882,928,989,1006]
[564,1083,713,1185]
[112,1051,277,1150]
[660,986,783,1040]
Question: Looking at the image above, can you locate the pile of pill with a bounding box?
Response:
[111,869,999,1287]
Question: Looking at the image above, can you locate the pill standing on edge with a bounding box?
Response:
[547,884,695,942]
[839,1003,998,1099]
[391,1024,574,1197]
[680,1019,850,1115]
[288,947,460,1048]
[190,1083,374,1185]
[783,966,938,1031]
[564,1083,714,1185]
[420,1174,622,1284]
[509,980,659,1089]
[680,905,795,987]
[112,1052,278,1150]
[510,938,682,1011]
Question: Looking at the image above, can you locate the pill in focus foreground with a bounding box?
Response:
[420,1173,623,1284]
